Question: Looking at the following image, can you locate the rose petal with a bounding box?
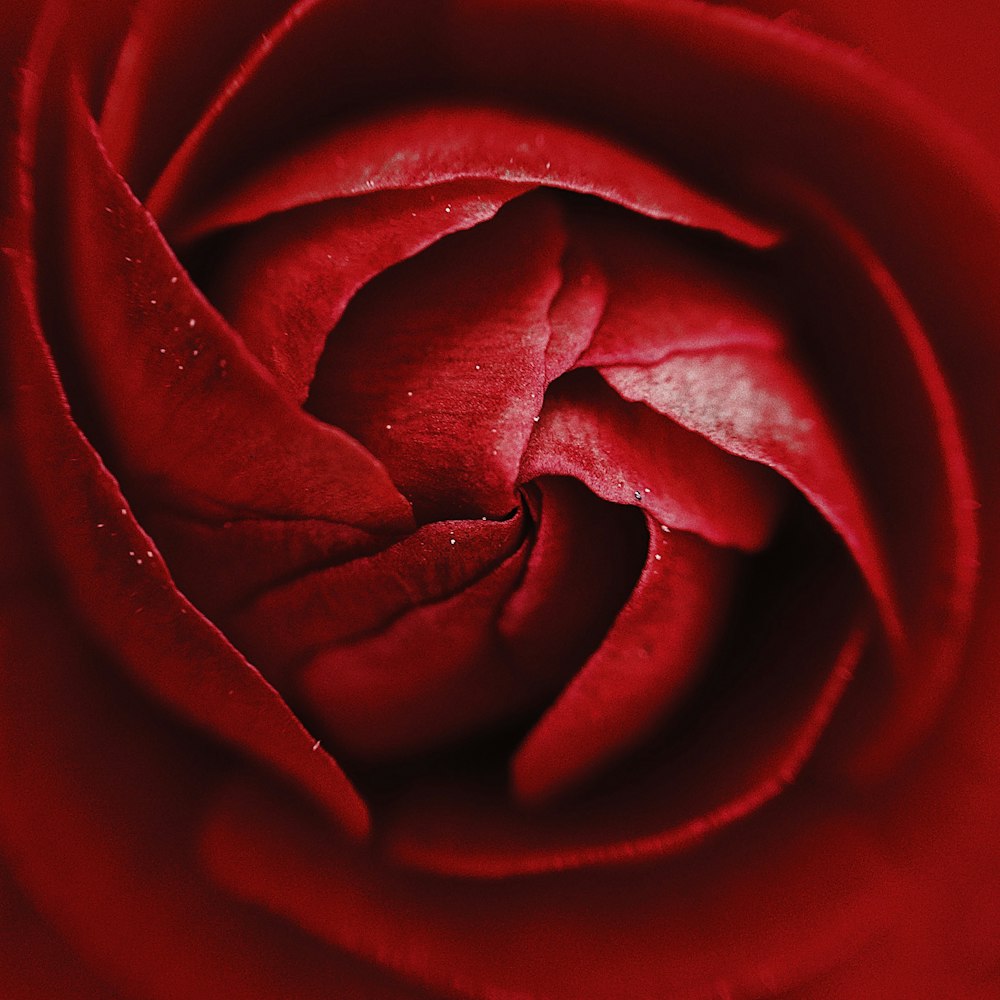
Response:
[229,512,525,688]
[99,0,298,193]
[569,204,786,367]
[5,155,368,838]
[297,537,535,761]
[761,181,978,780]
[307,193,564,521]
[0,588,420,1000]
[602,350,902,644]
[497,477,648,691]
[512,523,738,805]
[520,369,786,551]
[64,87,412,533]
[202,755,893,1000]
[384,521,868,876]
[155,102,779,249]
[207,177,530,401]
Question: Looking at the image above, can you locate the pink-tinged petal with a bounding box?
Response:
[228,512,525,688]
[520,370,786,551]
[307,194,564,521]
[163,105,779,249]
[64,86,411,532]
[202,756,894,1000]
[5,179,367,839]
[207,178,530,401]
[512,524,737,805]
[497,477,648,688]
[297,539,534,761]
[602,350,902,643]
[569,204,786,367]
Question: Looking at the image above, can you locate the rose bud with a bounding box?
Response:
[1,2,997,998]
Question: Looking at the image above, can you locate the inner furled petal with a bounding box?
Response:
[307,193,565,522]
[566,202,786,370]
[382,519,869,877]
[296,539,535,762]
[519,370,786,552]
[602,349,902,645]
[161,104,780,249]
[63,89,412,536]
[497,478,648,696]
[512,521,738,805]
[205,178,530,402]
[225,512,526,690]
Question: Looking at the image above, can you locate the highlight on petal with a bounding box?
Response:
[512,522,737,805]
[601,349,903,646]
[164,105,780,249]
[520,369,786,551]
[307,194,564,521]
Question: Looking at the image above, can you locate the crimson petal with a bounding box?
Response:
[308,194,564,521]
[512,522,738,805]
[6,91,369,837]
[155,103,780,249]
[602,350,902,643]
[297,538,533,761]
[207,178,530,401]
[65,87,411,533]
[520,370,786,551]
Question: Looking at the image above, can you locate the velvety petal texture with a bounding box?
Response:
[2,0,997,999]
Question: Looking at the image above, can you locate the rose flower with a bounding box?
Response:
[2,1,998,998]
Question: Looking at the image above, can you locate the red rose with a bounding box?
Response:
[2,2,998,998]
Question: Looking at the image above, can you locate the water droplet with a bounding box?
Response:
[474,364,481,371]
[149,298,157,305]
[385,423,392,430]
[177,364,185,371]
[170,275,178,284]
[634,491,642,501]
[188,318,196,328]
[444,204,452,214]
[128,550,135,557]
[120,508,127,515]
[533,416,540,423]
[660,524,671,533]
[136,558,143,565]
[644,487,651,494]
[449,538,456,545]
[158,348,166,354]
[96,522,105,528]
[654,554,662,561]
[312,739,321,751]
[146,550,153,558]
[407,390,413,397]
